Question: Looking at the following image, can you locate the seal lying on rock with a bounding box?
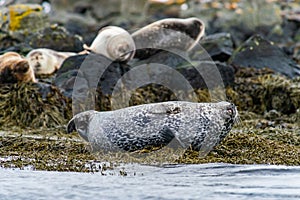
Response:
[26,48,76,75]
[0,52,37,84]
[83,26,135,63]
[131,17,205,59]
[67,101,238,153]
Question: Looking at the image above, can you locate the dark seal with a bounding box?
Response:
[67,101,238,153]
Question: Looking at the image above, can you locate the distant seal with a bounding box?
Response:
[131,17,205,59]
[83,26,135,62]
[0,52,37,84]
[26,48,76,75]
[67,101,237,153]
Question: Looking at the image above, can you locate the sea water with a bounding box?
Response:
[1,163,300,200]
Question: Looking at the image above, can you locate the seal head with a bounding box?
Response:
[26,48,76,75]
[0,52,37,84]
[83,26,136,62]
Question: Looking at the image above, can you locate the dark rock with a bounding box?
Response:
[36,82,59,100]
[54,53,131,99]
[191,32,234,62]
[26,25,84,52]
[130,49,190,68]
[229,35,300,78]
[177,60,235,89]
[131,50,235,89]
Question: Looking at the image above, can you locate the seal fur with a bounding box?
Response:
[0,52,37,84]
[83,26,135,62]
[26,48,76,75]
[67,101,238,153]
[131,17,205,59]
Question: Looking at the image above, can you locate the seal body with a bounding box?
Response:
[0,52,37,84]
[131,17,205,59]
[26,48,76,75]
[67,101,238,153]
[83,26,135,62]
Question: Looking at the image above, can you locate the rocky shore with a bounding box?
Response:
[0,0,299,172]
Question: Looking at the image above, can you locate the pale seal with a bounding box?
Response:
[0,52,37,84]
[67,101,238,153]
[83,26,136,62]
[131,17,205,59]
[26,48,76,75]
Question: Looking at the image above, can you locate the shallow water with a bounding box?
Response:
[1,163,300,200]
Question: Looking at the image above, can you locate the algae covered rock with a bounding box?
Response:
[26,24,84,52]
[0,4,48,33]
[0,4,48,50]
[228,68,300,114]
[0,83,72,129]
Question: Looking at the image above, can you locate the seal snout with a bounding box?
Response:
[224,103,238,120]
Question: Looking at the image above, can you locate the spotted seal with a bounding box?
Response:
[67,101,238,153]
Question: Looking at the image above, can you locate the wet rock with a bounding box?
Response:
[230,35,300,78]
[26,25,84,52]
[191,32,234,62]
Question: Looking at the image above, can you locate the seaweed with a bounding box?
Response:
[0,83,72,129]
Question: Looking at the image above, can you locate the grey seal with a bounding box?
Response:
[67,101,238,153]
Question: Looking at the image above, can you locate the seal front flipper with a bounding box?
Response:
[157,126,176,146]
[112,126,175,152]
[136,126,175,153]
